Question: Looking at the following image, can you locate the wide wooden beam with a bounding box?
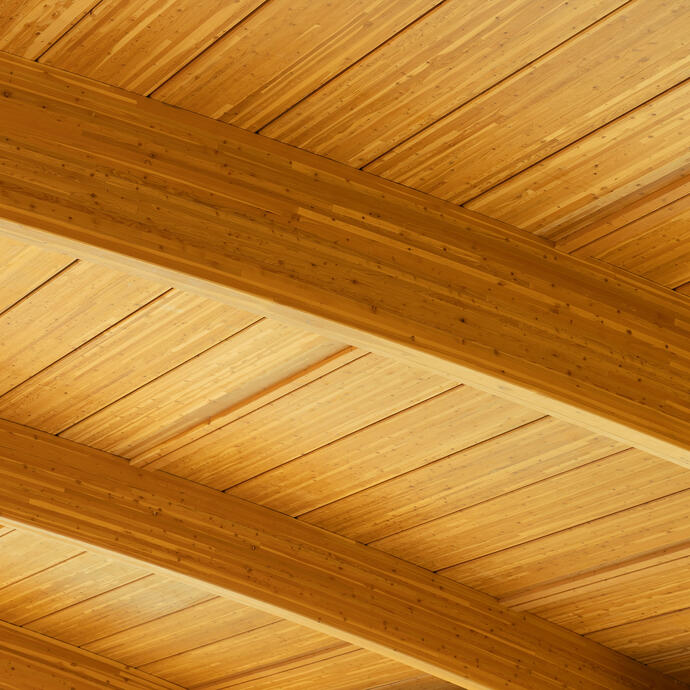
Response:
[0,420,684,690]
[0,618,180,689]
[0,52,689,466]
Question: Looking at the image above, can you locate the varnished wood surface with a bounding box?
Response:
[0,618,182,689]
[0,419,681,690]
[1,55,690,467]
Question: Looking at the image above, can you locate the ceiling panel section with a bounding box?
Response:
[0,291,258,434]
[230,386,541,515]
[366,0,689,201]
[264,0,626,167]
[40,0,265,94]
[301,417,624,542]
[0,237,73,313]
[514,556,690,634]
[153,0,441,131]
[85,598,278,667]
[60,319,345,457]
[442,489,690,603]
[371,449,690,570]
[466,80,690,242]
[0,0,96,59]
[140,621,351,688]
[0,261,165,397]
[156,354,455,490]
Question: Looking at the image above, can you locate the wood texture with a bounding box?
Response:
[366,0,689,201]
[265,0,625,167]
[154,0,440,131]
[0,419,682,690]
[41,0,265,94]
[0,618,181,689]
[1,55,690,466]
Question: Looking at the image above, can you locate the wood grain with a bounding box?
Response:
[1,54,689,465]
[0,619,181,689]
[0,418,682,690]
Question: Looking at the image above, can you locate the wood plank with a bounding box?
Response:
[467,80,690,242]
[0,259,165,396]
[515,557,690,635]
[573,194,690,288]
[154,0,440,131]
[204,648,429,690]
[141,620,351,688]
[441,489,690,604]
[588,608,690,681]
[61,319,344,458]
[366,0,689,201]
[0,0,97,59]
[41,0,265,94]
[2,54,690,467]
[86,598,278,667]
[27,574,213,646]
[372,449,690,570]
[0,419,682,690]
[132,346,365,469]
[0,236,73,312]
[231,387,541,515]
[156,354,453,490]
[263,0,624,166]
[302,417,624,543]
[0,619,181,689]
[0,291,258,433]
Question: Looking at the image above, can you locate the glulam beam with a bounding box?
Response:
[0,419,684,690]
[0,52,689,466]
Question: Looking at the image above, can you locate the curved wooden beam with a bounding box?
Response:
[0,52,688,466]
[0,419,684,690]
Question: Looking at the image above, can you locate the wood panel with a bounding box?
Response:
[301,417,624,542]
[0,619,181,690]
[0,0,96,59]
[61,319,344,457]
[231,387,541,515]
[2,55,690,466]
[515,557,690,634]
[41,0,265,94]
[0,260,164,396]
[0,291,258,433]
[263,0,624,167]
[141,621,350,687]
[0,419,680,690]
[154,0,440,131]
[467,80,690,242]
[589,608,690,683]
[85,597,278,667]
[366,0,689,201]
[157,354,452,489]
[0,236,73,313]
[442,489,690,604]
[372,449,690,570]
[574,193,690,288]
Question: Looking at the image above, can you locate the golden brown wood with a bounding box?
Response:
[1,54,690,466]
[0,618,181,689]
[0,419,682,690]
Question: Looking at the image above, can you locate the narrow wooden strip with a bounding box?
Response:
[132,346,365,469]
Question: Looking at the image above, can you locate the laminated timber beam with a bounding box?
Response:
[0,618,181,689]
[0,52,689,467]
[0,419,684,690]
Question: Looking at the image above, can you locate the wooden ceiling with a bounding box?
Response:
[0,0,689,688]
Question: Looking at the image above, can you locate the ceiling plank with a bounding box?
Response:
[0,53,689,467]
[0,618,181,689]
[0,419,685,690]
